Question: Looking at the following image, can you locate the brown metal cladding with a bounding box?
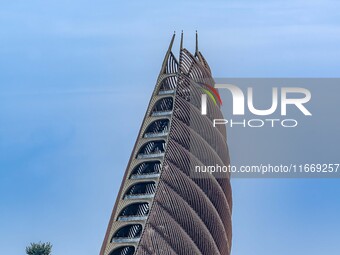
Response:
[100,32,232,255]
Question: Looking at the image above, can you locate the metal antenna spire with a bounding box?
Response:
[159,32,176,75]
[180,30,184,49]
[195,30,199,55]
[167,32,176,52]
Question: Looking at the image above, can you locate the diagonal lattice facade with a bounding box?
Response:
[100,32,232,255]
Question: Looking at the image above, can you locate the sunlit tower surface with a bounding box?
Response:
[100,32,232,255]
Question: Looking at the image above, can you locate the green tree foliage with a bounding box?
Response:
[26,242,52,255]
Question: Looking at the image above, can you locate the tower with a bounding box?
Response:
[100,32,232,255]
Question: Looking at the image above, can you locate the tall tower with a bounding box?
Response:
[100,32,232,255]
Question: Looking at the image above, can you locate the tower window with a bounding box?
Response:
[117,202,150,220]
[144,119,170,138]
[111,224,143,242]
[158,76,177,94]
[130,161,161,179]
[136,140,166,159]
[124,181,156,199]
[109,246,135,255]
[151,97,173,116]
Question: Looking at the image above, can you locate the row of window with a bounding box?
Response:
[109,90,173,254]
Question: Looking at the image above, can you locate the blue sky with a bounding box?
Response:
[1,0,340,254]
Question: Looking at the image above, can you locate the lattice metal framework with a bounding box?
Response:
[100,32,232,255]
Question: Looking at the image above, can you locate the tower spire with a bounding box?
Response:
[195,30,199,55]
[180,30,184,49]
[159,32,176,74]
[168,32,176,53]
